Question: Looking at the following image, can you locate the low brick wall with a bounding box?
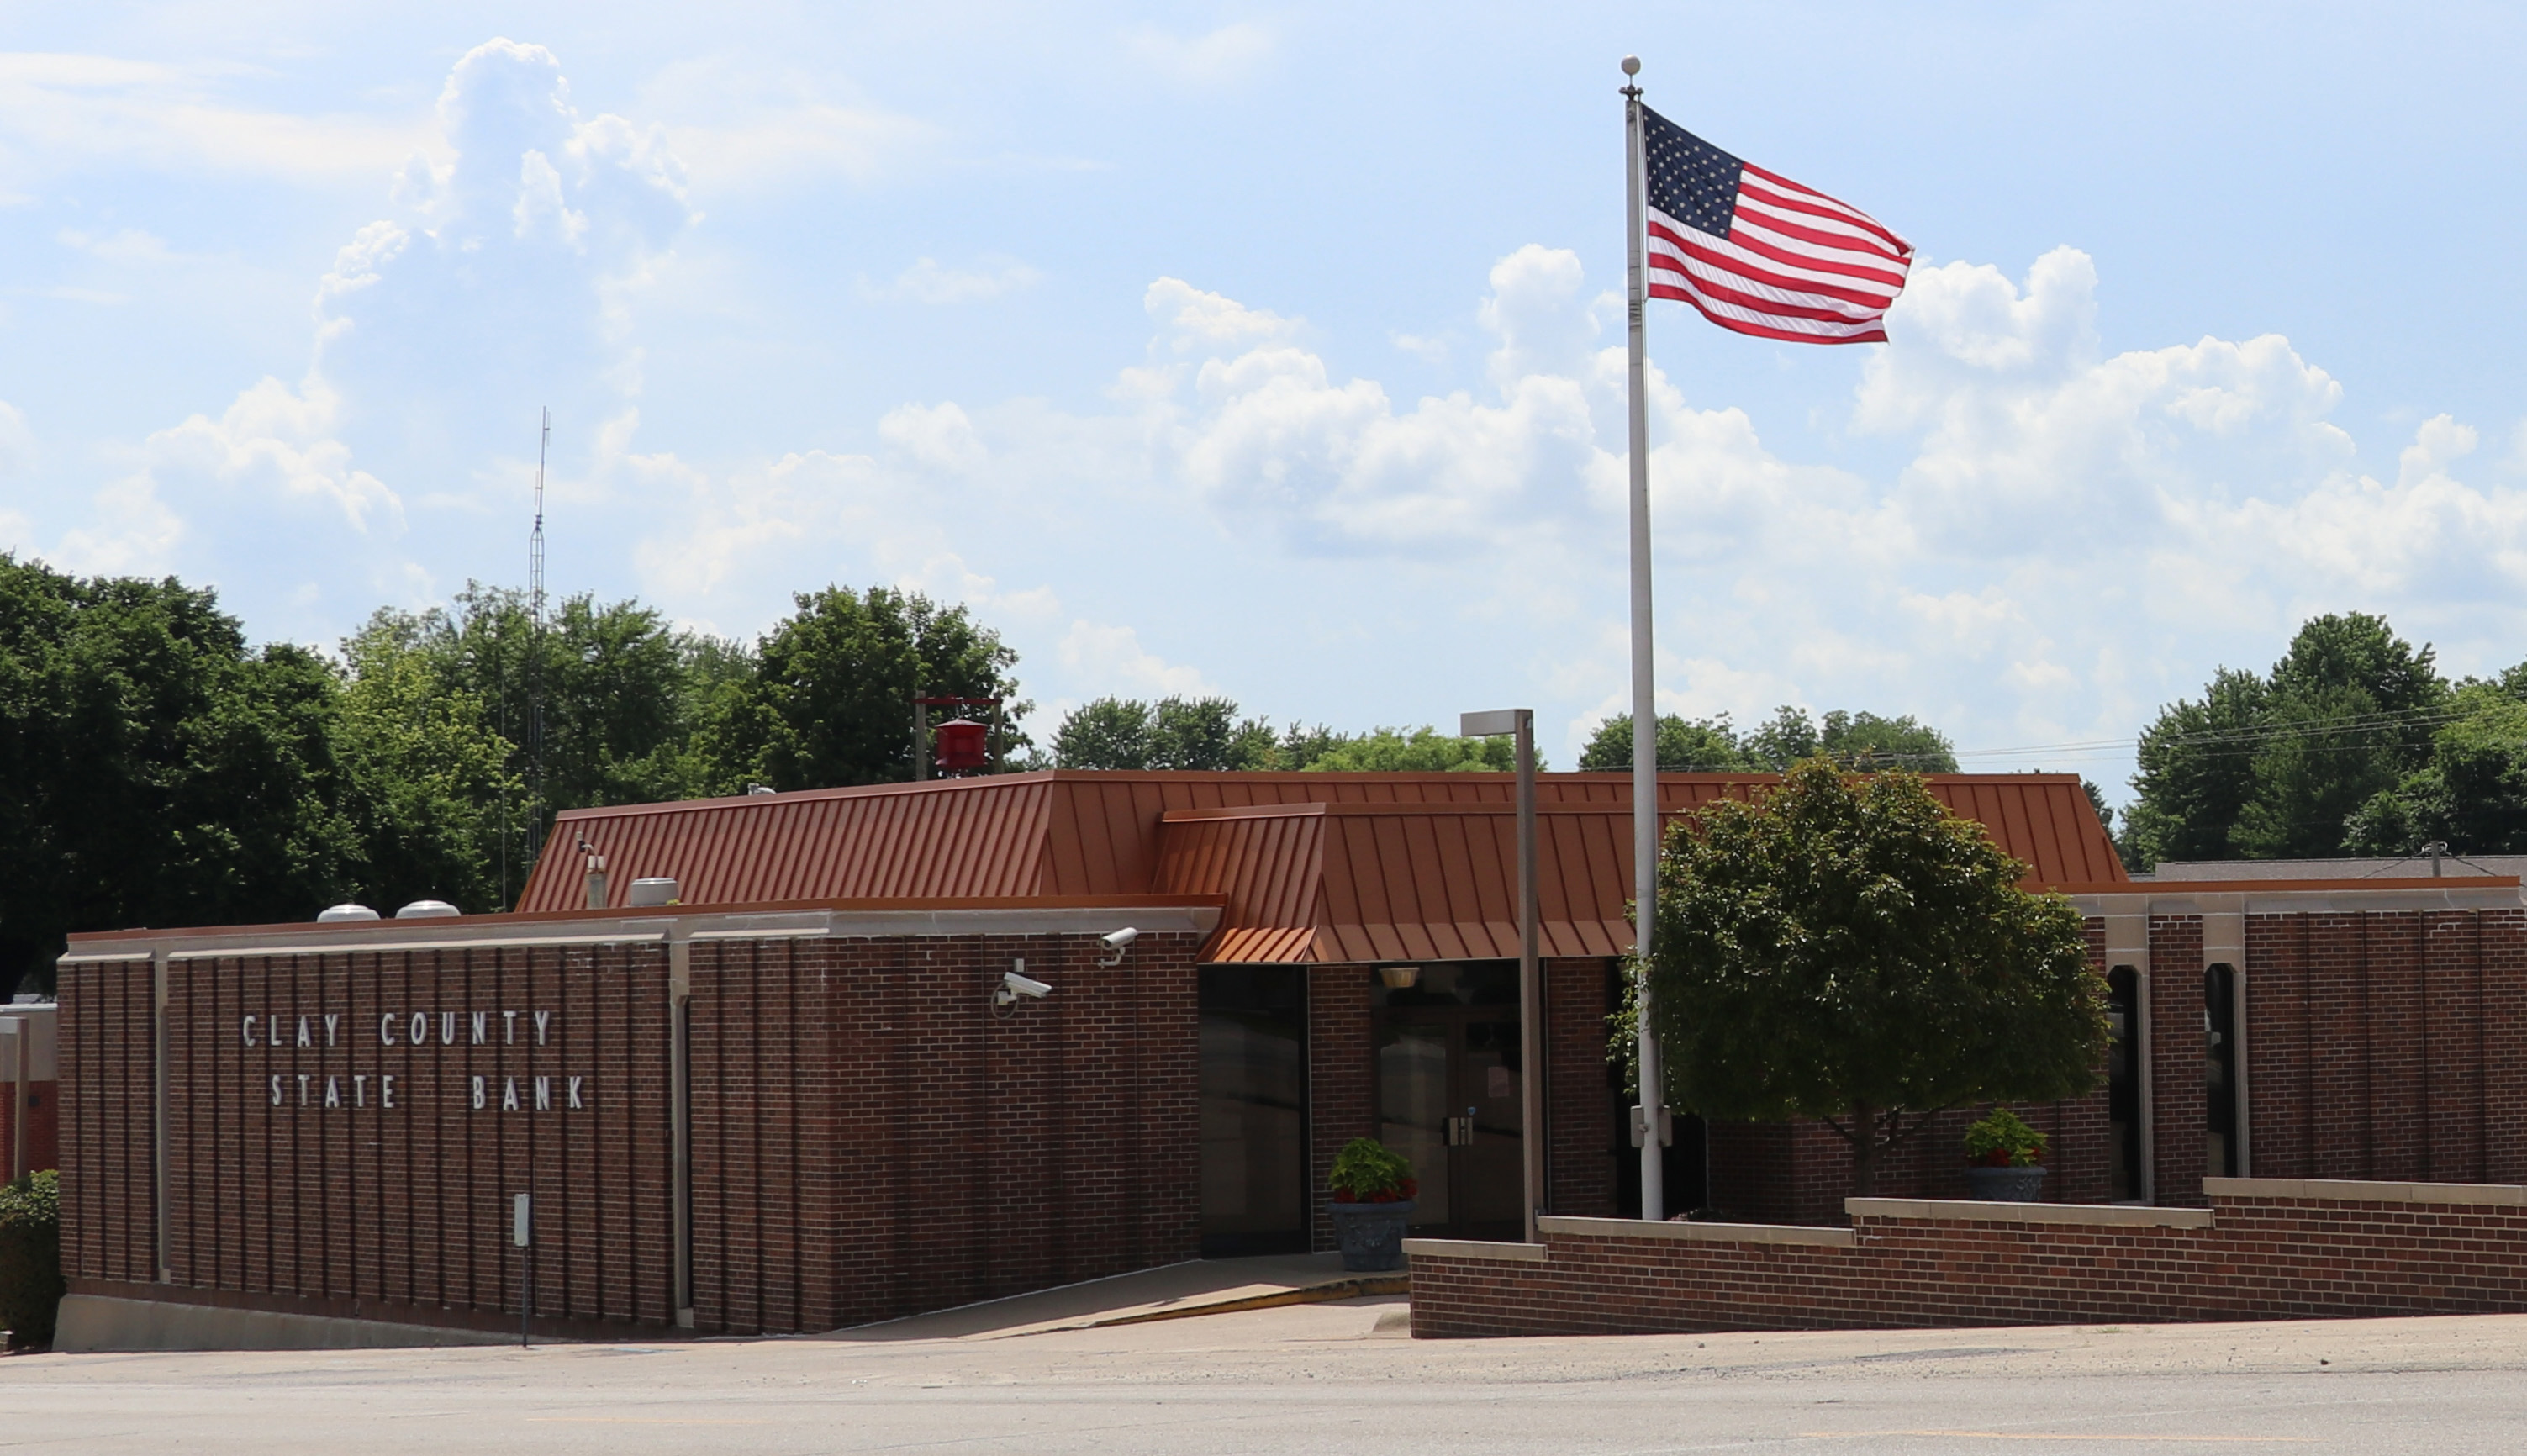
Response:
[1405,1177,2527,1337]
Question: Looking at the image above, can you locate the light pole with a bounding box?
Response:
[1462,708,1543,1243]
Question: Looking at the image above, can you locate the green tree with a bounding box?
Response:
[1579,713,1757,771]
[329,615,519,915]
[1300,726,1523,773]
[351,589,754,893]
[2121,614,2448,868]
[1052,696,1275,770]
[2344,673,2527,857]
[739,585,1028,789]
[1748,706,1959,771]
[1582,706,1956,773]
[0,557,357,994]
[1642,759,2107,1198]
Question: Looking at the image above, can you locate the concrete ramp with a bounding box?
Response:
[55,1295,516,1353]
[821,1253,1405,1342]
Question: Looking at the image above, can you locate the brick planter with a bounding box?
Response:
[1406,1178,2527,1337]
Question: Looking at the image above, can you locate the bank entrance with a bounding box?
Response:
[1373,962,1525,1241]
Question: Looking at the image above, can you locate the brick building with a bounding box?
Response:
[51,769,2527,1344]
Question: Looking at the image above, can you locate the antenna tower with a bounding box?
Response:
[525,407,550,863]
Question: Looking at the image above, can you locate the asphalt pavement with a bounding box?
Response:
[5,1299,2525,1454]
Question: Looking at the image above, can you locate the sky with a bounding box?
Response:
[4,3,2527,806]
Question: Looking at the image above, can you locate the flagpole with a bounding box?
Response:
[1622,55,1666,1223]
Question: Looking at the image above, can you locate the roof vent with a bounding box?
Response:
[318,904,380,923]
[626,877,679,908]
[395,899,461,919]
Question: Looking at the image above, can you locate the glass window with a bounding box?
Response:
[2204,963,2239,1179]
[1369,961,1517,1010]
[1199,966,1307,1257]
[2107,966,2142,1201]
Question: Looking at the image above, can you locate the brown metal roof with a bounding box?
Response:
[519,770,2124,962]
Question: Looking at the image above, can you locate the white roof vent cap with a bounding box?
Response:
[318,904,381,923]
[626,877,679,908]
[395,899,461,920]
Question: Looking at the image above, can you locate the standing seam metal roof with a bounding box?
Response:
[520,770,2124,963]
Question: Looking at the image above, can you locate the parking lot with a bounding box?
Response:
[7,1298,2527,1454]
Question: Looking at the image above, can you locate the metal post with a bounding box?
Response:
[1515,711,1544,1242]
[668,937,694,1328]
[1622,55,1665,1223]
[912,699,930,781]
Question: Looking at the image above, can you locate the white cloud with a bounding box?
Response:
[636,56,933,193]
[639,244,2527,789]
[1146,277,1300,352]
[1058,620,1216,698]
[1390,331,1449,364]
[879,402,989,473]
[50,471,183,577]
[0,52,420,191]
[143,375,403,533]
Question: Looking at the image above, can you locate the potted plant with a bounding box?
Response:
[1326,1137,1417,1271]
[1961,1109,2050,1202]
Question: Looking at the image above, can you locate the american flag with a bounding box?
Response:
[1640,105,1912,344]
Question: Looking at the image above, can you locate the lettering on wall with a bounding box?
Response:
[238,1007,590,1113]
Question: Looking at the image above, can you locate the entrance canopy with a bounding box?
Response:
[521,770,2125,964]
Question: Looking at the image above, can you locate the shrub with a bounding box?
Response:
[0,1169,62,1351]
[1327,1137,1417,1203]
[1964,1109,2050,1168]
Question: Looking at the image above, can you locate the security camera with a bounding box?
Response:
[1099,926,1140,965]
[995,968,1053,1007]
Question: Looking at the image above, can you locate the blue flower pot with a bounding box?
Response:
[1963,1165,2048,1202]
[1327,1200,1416,1271]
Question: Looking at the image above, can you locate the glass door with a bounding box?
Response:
[1199,967,1308,1256]
[1371,963,1526,1242]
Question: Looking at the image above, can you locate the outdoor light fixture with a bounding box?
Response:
[1377,965,1421,989]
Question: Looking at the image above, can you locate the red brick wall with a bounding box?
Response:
[1,1082,56,1177]
[1703,1092,2108,1227]
[2240,909,2527,1186]
[1412,1187,2527,1337]
[1545,959,1613,1220]
[1526,905,2527,1223]
[66,944,678,1330]
[1306,964,1373,1251]
[2487,910,2527,1181]
[2149,915,2208,1204]
[57,959,156,1285]
[687,931,1202,1334]
[60,929,1202,1339]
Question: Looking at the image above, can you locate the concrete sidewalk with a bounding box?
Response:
[817,1253,1404,1341]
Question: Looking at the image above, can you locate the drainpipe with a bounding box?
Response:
[153,948,171,1283]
